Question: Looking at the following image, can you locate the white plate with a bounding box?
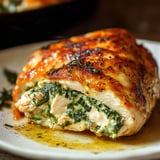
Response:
[0,40,160,160]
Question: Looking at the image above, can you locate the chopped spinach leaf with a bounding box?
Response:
[28,90,49,107]
[66,105,87,123]
[40,44,50,50]
[67,59,102,74]
[61,121,71,129]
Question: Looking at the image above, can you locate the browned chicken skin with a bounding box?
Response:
[12,28,160,138]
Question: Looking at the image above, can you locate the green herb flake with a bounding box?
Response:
[67,69,72,73]
[0,88,12,108]
[47,68,61,75]
[61,121,71,129]
[3,68,17,85]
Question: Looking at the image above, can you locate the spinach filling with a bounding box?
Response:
[27,82,124,138]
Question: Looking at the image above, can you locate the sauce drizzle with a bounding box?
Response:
[14,102,160,152]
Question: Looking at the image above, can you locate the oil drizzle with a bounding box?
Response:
[14,102,160,152]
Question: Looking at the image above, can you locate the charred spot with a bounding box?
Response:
[114,62,122,69]
[86,49,93,55]
[103,37,110,40]
[96,82,106,91]
[111,40,117,44]
[47,69,73,80]
[122,32,134,40]
[138,64,146,79]
[108,77,112,80]
[40,44,50,50]
[65,41,85,48]
[93,37,109,42]
[40,41,58,50]
[72,48,103,60]
[81,61,102,74]
[108,77,124,92]
[133,83,146,106]
[106,66,113,71]
[115,55,119,59]
[118,64,122,68]
[115,33,120,36]
[85,48,102,55]
[130,45,134,49]
[98,75,104,79]
[120,45,125,50]
[96,59,104,67]
[55,58,103,75]
[95,47,103,53]
[47,67,63,76]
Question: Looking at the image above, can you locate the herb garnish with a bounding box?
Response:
[67,59,102,74]
[3,68,17,85]
[47,59,102,75]
[40,44,50,50]
[0,88,12,108]
[47,67,62,75]
[47,48,103,75]
[0,68,17,108]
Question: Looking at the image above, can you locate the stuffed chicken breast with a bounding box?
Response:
[12,28,160,138]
